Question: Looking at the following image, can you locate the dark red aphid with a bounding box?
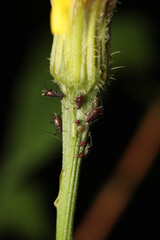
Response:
[79,139,87,147]
[85,106,102,123]
[75,94,84,109]
[42,89,64,100]
[75,120,80,126]
[53,114,62,134]
[77,153,84,158]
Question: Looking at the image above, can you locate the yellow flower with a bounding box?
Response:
[50,0,118,94]
[50,0,73,34]
[50,0,95,34]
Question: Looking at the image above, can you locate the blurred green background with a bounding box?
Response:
[0,1,160,240]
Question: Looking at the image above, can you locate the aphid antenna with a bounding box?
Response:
[50,112,55,120]
[41,76,48,89]
[42,96,58,103]
[37,129,62,141]
[84,132,92,157]
[53,133,62,141]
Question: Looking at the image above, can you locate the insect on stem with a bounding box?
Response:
[41,78,64,100]
[51,114,63,135]
[85,106,103,123]
[79,139,87,146]
[42,89,64,100]
[75,94,84,109]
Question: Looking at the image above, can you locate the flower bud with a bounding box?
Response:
[50,0,117,95]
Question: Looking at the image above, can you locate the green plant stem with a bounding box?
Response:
[55,90,97,240]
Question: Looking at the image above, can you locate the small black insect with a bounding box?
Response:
[85,106,102,123]
[75,94,84,109]
[51,114,62,134]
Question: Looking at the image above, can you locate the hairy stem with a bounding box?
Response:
[55,90,97,240]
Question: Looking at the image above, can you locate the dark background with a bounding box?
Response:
[1,1,160,240]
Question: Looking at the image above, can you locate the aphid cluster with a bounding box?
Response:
[77,132,92,159]
[41,81,63,137]
[41,82,102,159]
[75,93,101,159]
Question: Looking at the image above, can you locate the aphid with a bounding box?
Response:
[38,129,62,141]
[41,78,64,100]
[79,139,87,147]
[77,125,84,134]
[51,114,62,134]
[99,69,103,75]
[85,106,102,123]
[77,153,84,158]
[42,89,64,100]
[75,120,80,126]
[75,94,84,109]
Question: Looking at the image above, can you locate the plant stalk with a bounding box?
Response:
[55,90,97,240]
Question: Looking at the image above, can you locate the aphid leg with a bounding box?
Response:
[84,132,92,157]
[41,76,47,89]
[53,133,62,141]
[88,131,92,147]
[38,129,62,141]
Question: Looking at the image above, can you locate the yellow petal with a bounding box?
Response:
[50,0,73,34]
